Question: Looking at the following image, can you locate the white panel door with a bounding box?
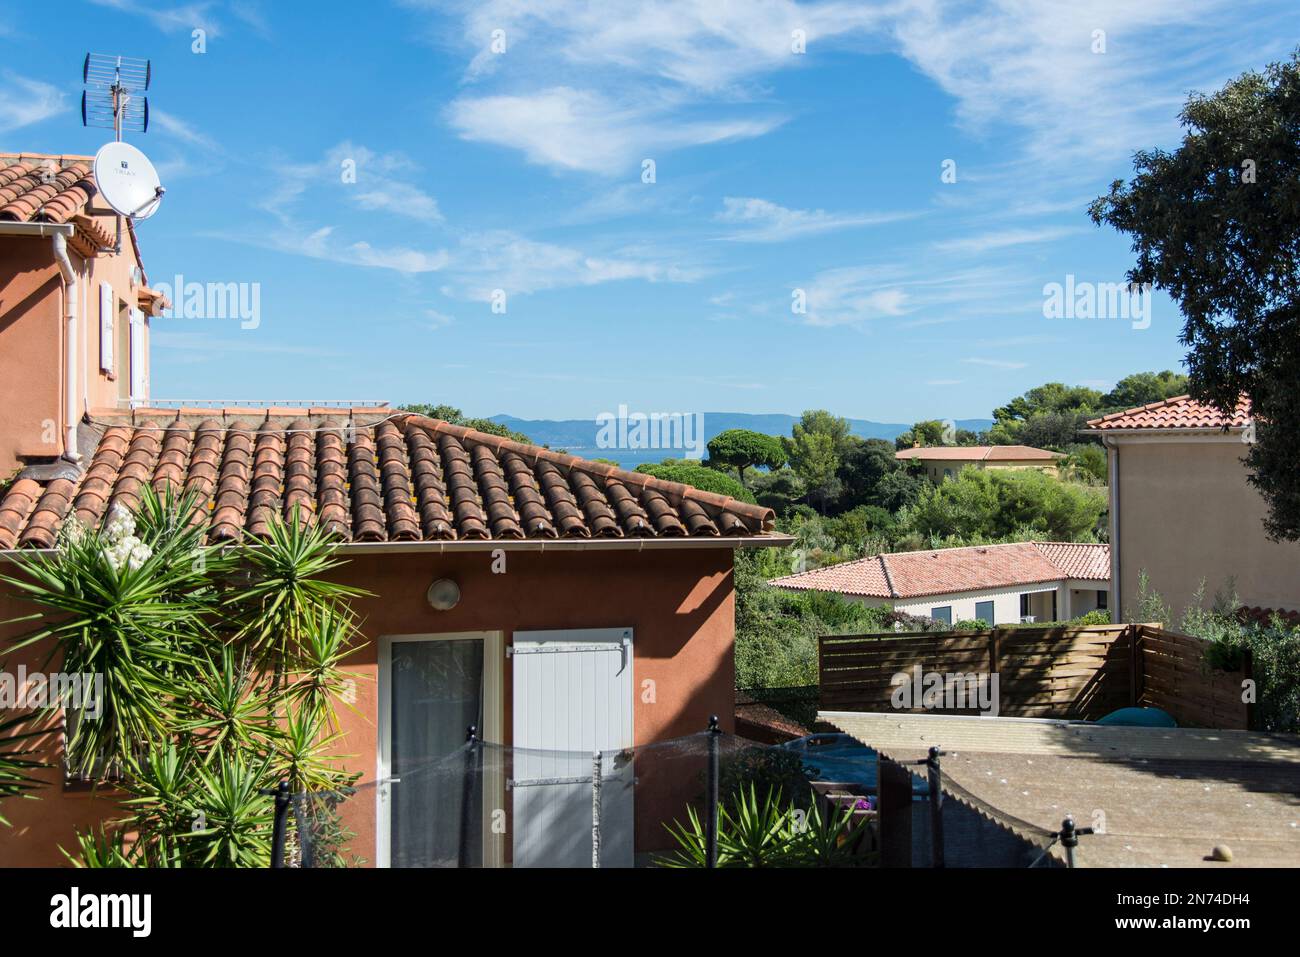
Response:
[511,627,634,868]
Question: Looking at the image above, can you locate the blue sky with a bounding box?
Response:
[1,1,1295,423]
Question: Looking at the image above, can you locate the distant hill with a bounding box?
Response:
[488,412,994,469]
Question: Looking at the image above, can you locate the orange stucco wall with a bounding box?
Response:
[0,546,737,866]
[0,221,149,476]
[1112,439,1300,621]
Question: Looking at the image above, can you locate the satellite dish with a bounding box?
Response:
[93,141,164,220]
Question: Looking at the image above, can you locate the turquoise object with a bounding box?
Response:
[1096,706,1178,728]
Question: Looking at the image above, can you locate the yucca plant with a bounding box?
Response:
[227,507,368,682]
[0,487,370,867]
[0,489,215,776]
[657,784,872,868]
[0,711,45,825]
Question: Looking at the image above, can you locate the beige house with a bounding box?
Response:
[895,445,1062,483]
[1086,395,1300,622]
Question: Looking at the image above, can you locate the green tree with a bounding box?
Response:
[783,411,851,512]
[836,438,898,509]
[1102,371,1188,410]
[706,429,787,486]
[901,468,1106,542]
[1090,51,1300,539]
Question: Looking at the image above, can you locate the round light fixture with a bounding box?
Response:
[426,578,461,611]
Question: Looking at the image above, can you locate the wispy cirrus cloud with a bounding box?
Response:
[87,0,223,36]
[439,230,702,301]
[447,87,781,175]
[0,73,64,132]
[932,226,1084,255]
[715,196,917,242]
[961,357,1028,370]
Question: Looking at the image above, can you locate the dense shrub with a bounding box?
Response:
[634,461,756,504]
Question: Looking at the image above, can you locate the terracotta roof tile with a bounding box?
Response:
[0,411,777,550]
[0,155,95,225]
[770,541,1110,599]
[1086,394,1251,432]
[895,445,1062,462]
[0,154,118,256]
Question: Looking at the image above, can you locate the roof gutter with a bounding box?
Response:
[0,534,796,562]
[0,221,76,238]
[51,232,81,463]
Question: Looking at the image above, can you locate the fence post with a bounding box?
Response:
[592,750,603,868]
[269,780,291,869]
[1128,623,1140,708]
[706,714,721,869]
[458,724,477,868]
[925,746,945,869]
[878,755,912,867]
[988,630,1001,715]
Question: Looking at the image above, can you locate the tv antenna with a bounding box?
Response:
[81,53,165,251]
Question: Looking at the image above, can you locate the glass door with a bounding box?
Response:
[378,632,502,867]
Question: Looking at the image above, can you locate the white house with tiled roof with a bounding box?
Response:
[769,541,1110,625]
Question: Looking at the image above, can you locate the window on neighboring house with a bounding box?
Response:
[975,600,995,626]
[943,468,953,479]
[1019,593,1030,618]
[931,605,952,626]
[1097,589,1108,610]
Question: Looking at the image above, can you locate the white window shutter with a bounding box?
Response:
[99,282,113,372]
[129,308,145,405]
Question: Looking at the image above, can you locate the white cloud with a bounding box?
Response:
[439,230,701,300]
[932,226,1083,255]
[276,225,450,274]
[716,196,916,242]
[152,110,218,150]
[800,265,913,327]
[0,73,64,132]
[961,357,1028,370]
[447,87,781,174]
[88,0,223,36]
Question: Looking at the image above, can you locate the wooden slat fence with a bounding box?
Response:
[1135,626,1252,730]
[819,623,1252,729]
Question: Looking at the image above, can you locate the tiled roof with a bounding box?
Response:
[769,541,1110,599]
[0,410,776,550]
[1032,541,1111,580]
[0,153,115,251]
[895,445,1062,462]
[1086,394,1251,432]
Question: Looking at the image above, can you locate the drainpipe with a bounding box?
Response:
[52,233,80,463]
[1105,436,1119,616]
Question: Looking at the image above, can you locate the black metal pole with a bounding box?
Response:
[1059,815,1093,868]
[458,724,477,868]
[706,714,721,869]
[269,780,291,869]
[926,746,945,869]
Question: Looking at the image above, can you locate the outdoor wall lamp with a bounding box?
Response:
[426,578,461,611]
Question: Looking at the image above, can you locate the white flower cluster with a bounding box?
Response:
[102,506,152,572]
